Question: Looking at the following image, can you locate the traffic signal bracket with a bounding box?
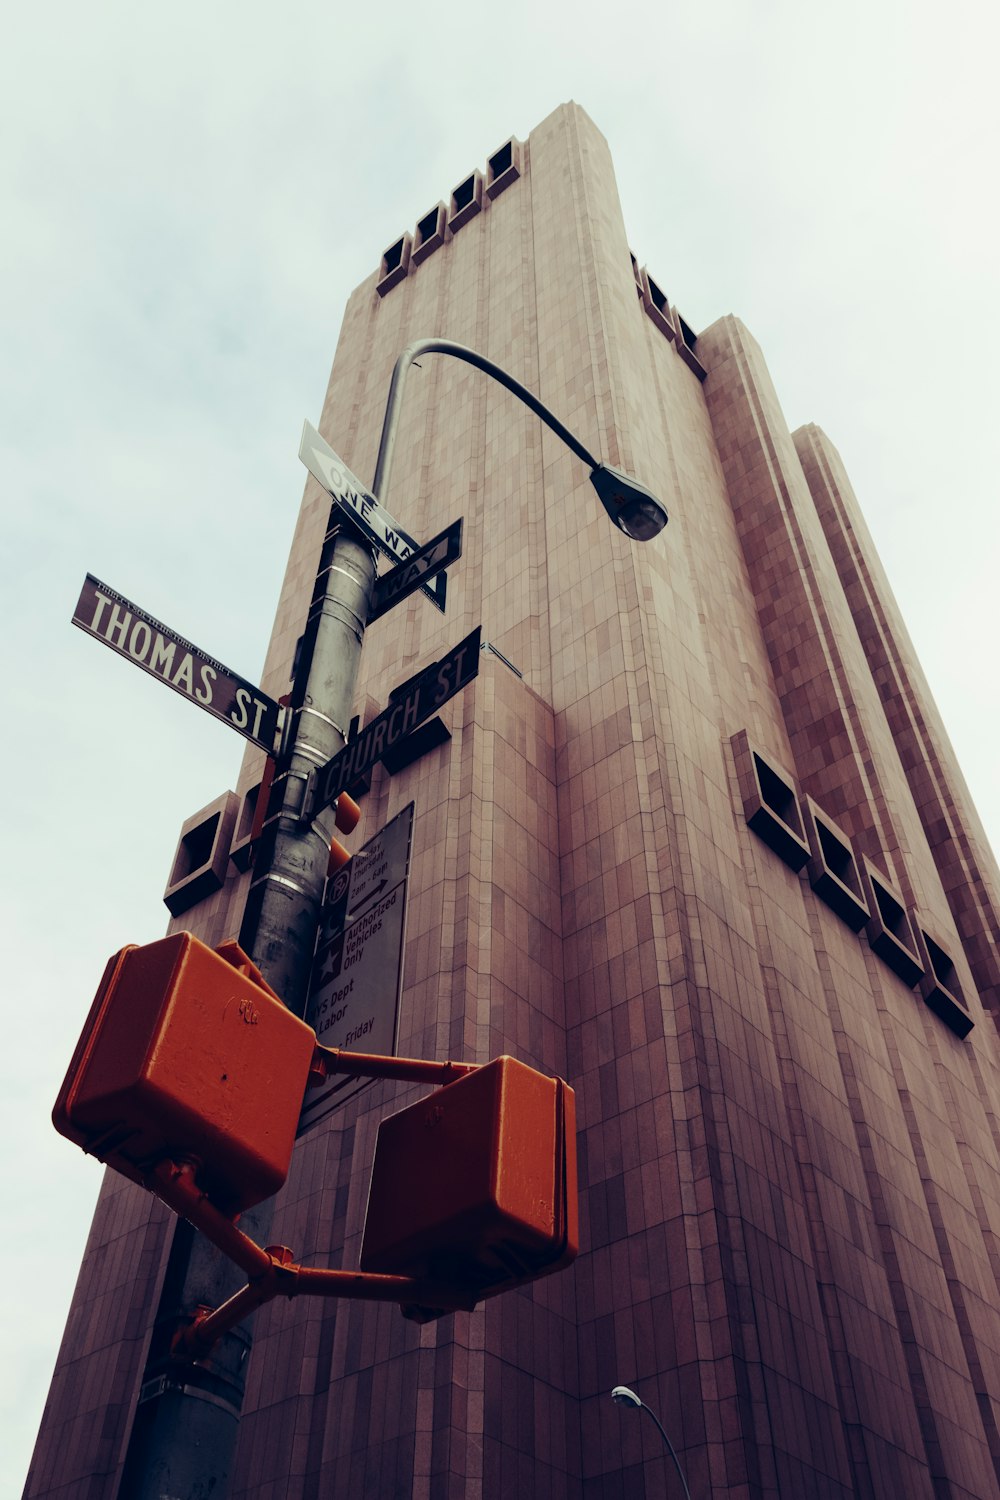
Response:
[53,935,578,1347]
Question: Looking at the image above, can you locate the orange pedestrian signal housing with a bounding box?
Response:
[361,1056,578,1297]
[53,933,315,1214]
[328,791,361,874]
[54,936,579,1321]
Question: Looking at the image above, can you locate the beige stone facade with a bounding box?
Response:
[28,103,1000,1498]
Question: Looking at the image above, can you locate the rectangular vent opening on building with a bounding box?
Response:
[872,881,907,942]
[753,754,802,837]
[172,814,219,884]
[449,171,483,231]
[673,306,708,380]
[918,929,973,1037]
[382,239,405,274]
[229,781,263,872]
[816,821,854,887]
[646,274,669,315]
[862,862,924,987]
[489,142,512,178]
[486,140,520,199]
[163,790,239,917]
[925,933,958,991]
[804,800,869,931]
[376,232,412,296]
[640,269,676,341]
[412,204,446,266]
[730,731,810,872]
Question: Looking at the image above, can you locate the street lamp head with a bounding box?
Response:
[589,465,668,542]
[611,1383,694,1500]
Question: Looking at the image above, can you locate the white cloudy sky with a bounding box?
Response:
[3,0,998,1485]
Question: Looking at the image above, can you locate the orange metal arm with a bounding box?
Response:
[151,1161,272,1278]
[308,1046,478,1089]
[177,1260,477,1357]
[157,1049,484,1356]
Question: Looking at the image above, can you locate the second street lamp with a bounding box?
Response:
[611,1384,694,1500]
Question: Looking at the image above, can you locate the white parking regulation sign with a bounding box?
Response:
[298,803,414,1133]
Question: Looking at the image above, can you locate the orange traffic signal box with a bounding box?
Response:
[361,1056,578,1296]
[53,933,316,1214]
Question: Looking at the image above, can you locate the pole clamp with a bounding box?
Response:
[270,767,316,825]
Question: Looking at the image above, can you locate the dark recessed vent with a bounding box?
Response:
[640,269,675,340]
[449,171,483,231]
[490,141,512,176]
[730,730,810,872]
[678,314,698,349]
[647,276,669,316]
[861,860,924,987]
[804,798,869,931]
[412,203,447,266]
[229,780,264,872]
[917,928,973,1037]
[164,791,239,916]
[673,307,708,380]
[376,233,412,297]
[486,139,521,199]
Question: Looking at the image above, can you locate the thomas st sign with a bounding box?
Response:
[313,626,481,811]
[72,574,281,753]
[299,421,448,611]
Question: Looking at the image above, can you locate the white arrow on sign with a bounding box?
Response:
[299,421,447,611]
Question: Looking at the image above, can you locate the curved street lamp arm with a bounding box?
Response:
[371,337,600,501]
[639,1402,694,1500]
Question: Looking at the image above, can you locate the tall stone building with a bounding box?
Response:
[28,103,1000,1499]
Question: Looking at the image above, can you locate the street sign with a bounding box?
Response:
[298,802,414,1132]
[299,421,447,611]
[367,517,463,624]
[72,573,281,753]
[313,626,482,812]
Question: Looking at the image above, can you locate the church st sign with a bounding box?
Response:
[313,626,482,812]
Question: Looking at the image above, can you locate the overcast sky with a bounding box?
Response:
[4,1,998,1487]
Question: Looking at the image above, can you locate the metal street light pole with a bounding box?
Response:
[373,337,668,543]
[116,341,665,1500]
[118,521,377,1499]
[611,1384,694,1500]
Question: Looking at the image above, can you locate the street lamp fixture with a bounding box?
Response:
[589,464,668,541]
[611,1385,693,1500]
[372,337,668,541]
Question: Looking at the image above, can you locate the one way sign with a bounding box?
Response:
[367,518,463,623]
[299,421,448,611]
